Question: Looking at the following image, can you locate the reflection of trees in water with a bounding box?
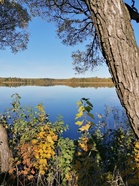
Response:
[0,77,114,88]
[67,83,114,88]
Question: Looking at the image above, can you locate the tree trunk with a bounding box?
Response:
[86,0,139,138]
[0,124,12,172]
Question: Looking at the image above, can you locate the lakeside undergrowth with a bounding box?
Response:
[0,94,139,186]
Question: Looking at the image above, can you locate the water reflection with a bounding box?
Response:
[0,86,122,139]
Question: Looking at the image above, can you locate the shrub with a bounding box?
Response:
[0,95,138,186]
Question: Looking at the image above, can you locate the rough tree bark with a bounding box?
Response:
[0,124,12,172]
[85,0,139,138]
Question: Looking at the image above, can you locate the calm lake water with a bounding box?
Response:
[0,85,123,139]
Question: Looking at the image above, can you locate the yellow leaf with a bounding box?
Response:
[31,139,38,145]
[79,143,87,151]
[34,153,39,159]
[39,158,47,165]
[77,151,82,156]
[39,148,44,153]
[47,136,53,143]
[76,100,82,107]
[45,153,51,159]
[135,142,139,149]
[79,124,90,131]
[65,173,72,181]
[81,137,88,142]
[40,170,45,175]
[38,131,45,138]
[78,105,85,112]
[135,155,139,159]
[75,120,84,126]
[52,135,58,141]
[75,112,84,119]
[50,150,55,156]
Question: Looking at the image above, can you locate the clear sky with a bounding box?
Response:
[0,0,138,79]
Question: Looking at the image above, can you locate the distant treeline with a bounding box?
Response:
[0,77,114,88]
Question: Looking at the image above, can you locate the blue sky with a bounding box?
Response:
[0,0,138,79]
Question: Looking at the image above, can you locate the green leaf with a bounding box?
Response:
[84,106,92,112]
[81,98,89,101]
[86,100,93,108]
[89,121,94,126]
[87,113,94,119]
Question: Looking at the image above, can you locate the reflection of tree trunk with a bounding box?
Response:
[0,124,12,172]
[86,0,139,138]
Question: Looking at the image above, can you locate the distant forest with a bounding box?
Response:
[0,77,114,88]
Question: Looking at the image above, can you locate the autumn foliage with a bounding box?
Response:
[0,94,139,186]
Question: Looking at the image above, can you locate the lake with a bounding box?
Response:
[0,85,123,139]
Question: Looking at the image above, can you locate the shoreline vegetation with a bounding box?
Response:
[0,77,114,88]
[0,95,137,186]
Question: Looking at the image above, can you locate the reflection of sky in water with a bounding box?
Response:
[0,86,122,139]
